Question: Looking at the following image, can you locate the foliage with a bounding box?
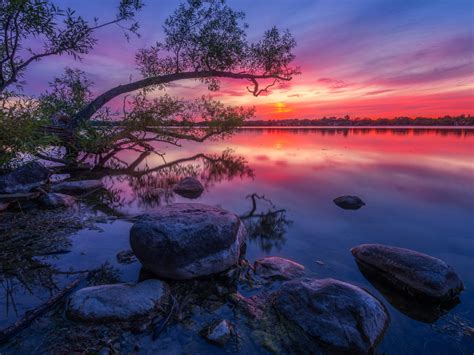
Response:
[136,0,299,92]
[0,0,299,167]
[0,0,143,92]
[0,92,56,169]
[38,68,93,120]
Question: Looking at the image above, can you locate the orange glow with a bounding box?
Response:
[274,102,292,113]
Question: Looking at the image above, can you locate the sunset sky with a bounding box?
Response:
[24,0,473,119]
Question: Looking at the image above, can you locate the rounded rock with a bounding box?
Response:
[66,280,169,322]
[173,177,204,199]
[333,195,365,210]
[254,256,305,280]
[274,278,389,354]
[130,203,246,280]
[351,243,464,301]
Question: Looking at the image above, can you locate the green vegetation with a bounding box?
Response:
[0,0,298,169]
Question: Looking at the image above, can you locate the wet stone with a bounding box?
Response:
[116,249,138,264]
[130,203,246,280]
[66,279,169,322]
[173,177,204,199]
[333,195,365,210]
[351,243,464,302]
[201,320,233,346]
[274,278,389,354]
[254,256,305,280]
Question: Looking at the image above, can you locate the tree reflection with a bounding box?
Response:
[0,209,82,318]
[240,193,291,253]
[63,148,254,212]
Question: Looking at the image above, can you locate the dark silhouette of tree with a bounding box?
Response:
[72,0,299,127]
[1,0,299,166]
[0,0,143,92]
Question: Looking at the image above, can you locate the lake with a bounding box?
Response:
[1,127,473,353]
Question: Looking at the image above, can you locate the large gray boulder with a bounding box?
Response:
[51,179,104,193]
[254,256,305,280]
[274,278,389,354]
[173,177,204,199]
[0,161,50,194]
[66,280,169,322]
[351,244,464,301]
[130,203,246,280]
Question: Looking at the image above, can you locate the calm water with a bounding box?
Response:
[2,128,474,353]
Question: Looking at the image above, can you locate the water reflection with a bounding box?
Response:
[240,193,291,252]
[64,149,254,213]
[355,260,460,323]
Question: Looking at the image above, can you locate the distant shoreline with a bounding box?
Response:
[237,125,474,129]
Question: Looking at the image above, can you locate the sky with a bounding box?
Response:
[23,0,474,119]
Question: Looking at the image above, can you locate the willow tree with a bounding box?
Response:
[2,0,299,166]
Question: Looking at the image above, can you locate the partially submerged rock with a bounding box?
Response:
[351,244,464,302]
[254,256,304,280]
[116,249,137,264]
[173,177,204,199]
[66,280,169,322]
[356,261,460,323]
[201,320,233,346]
[0,161,50,194]
[274,278,389,354]
[39,192,76,208]
[130,203,246,280]
[333,195,365,210]
[51,179,104,193]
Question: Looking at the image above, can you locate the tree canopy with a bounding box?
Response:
[0,0,299,167]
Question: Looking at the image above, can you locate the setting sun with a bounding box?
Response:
[274,102,291,113]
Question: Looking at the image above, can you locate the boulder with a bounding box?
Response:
[66,280,169,322]
[173,177,204,199]
[0,161,50,194]
[39,192,76,208]
[333,195,365,210]
[355,261,459,323]
[274,278,389,354]
[351,244,464,301]
[201,320,233,346]
[254,257,305,280]
[51,179,104,193]
[130,203,246,280]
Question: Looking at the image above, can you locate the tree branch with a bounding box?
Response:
[72,71,292,127]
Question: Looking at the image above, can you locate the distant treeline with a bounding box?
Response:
[242,115,474,127]
[91,115,474,128]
